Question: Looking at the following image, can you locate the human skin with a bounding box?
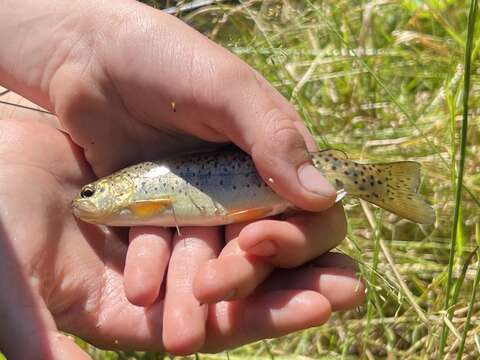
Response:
[0,0,365,357]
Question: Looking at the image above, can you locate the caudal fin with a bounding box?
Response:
[359,161,435,224]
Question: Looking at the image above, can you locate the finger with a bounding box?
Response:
[213,70,336,211]
[193,221,274,304]
[205,290,331,352]
[193,237,273,304]
[259,253,365,311]
[124,227,172,306]
[162,227,222,355]
[48,332,92,360]
[249,71,318,152]
[238,203,347,268]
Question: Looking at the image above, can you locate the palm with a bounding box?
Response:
[0,118,364,356]
[0,119,165,347]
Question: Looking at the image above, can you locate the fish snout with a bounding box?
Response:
[72,198,103,222]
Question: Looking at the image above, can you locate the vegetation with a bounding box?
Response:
[9,0,480,358]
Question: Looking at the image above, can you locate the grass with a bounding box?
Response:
[4,0,480,358]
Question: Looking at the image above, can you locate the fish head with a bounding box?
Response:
[72,177,129,223]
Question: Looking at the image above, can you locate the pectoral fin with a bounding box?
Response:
[225,207,273,223]
[129,198,173,218]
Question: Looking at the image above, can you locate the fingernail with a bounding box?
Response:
[298,164,336,198]
[246,240,276,256]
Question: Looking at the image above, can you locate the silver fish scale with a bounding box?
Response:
[122,148,285,226]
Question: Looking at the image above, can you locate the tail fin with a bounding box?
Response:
[359,161,435,224]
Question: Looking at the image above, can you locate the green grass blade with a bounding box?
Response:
[456,247,480,360]
[438,0,478,357]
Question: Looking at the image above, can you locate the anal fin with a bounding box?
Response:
[225,207,273,223]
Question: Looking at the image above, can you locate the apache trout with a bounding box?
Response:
[72,148,435,226]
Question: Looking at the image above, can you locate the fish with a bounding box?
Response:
[72,147,435,226]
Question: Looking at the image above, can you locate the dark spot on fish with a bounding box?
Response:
[332,166,337,170]
[354,163,359,167]
[370,182,374,186]
[333,157,338,161]
[325,158,329,162]
[359,186,365,191]
[344,171,349,175]
[233,185,237,190]
[362,178,366,183]
[344,162,348,166]
[353,172,358,177]
[354,180,358,184]
[335,179,344,188]
[373,192,379,198]
[220,180,224,186]
[369,175,374,180]
[377,180,382,185]
[360,171,365,176]
[389,197,395,201]
[246,184,250,188]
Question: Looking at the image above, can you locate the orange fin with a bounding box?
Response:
[225,207,273,223]
[129,198,173,218]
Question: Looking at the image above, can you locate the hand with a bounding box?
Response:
[0,118,364,359]
[0,0,365,356]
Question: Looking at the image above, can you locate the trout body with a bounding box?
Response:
[72,148,435,226]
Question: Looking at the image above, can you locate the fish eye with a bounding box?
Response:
[80,186,95,198]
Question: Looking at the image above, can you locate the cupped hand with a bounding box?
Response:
[0,0,366,356]
[0,119,364,359]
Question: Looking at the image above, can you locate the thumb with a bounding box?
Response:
[212,67,336,212]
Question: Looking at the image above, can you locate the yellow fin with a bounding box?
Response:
[360,161,435,224]
[225,207,273,223]
[129,198,173,218]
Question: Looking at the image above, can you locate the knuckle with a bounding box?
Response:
[261,108,307,157]
[251,108,308,169]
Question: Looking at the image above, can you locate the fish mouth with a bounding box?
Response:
[71,198,105,223]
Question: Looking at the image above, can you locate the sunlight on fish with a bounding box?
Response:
[72,147,435,227]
